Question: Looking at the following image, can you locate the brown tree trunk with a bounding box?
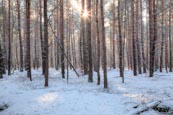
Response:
[17,0,23,72]
[39,0,45,74]
[140,0,146,73]
[87,0,93,82]
[44,0,49,86]
[149,0,157,77]
[100,0,108,88]
[160,0,164,72]
[8,0,11,75]
[112,0,116,69]
[96,0,100,85]
[118,0,124,83]
[26,0,32,81]
[131,0,137,76]
[60,0,65,79]
[169,0,172,72]
[136,0,142,74]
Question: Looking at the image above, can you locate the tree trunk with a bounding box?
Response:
[136,0,142,74]
[140,0,146,73]
[26,0,32,81]
[17,0,23,72]
[169,0,172,72]
[44,0,49,87]
[131,0,137,76]
[87,0,93,82]
[160,0,164,72]
[96,0,100,85]
[112,0,116,69]
[100,0,108,88]
[118,0,124,83]
[60,0,65,79]
[8,0,11,76]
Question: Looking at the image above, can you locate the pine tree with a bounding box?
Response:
[87,0,93,82]
[25,0,32,81]
[60,0,65,79]
[131,0,137,76]
[118,0,124,83]
[17,0,23,72]
[96,0,100,85]
[8,0,11,76]
[44,0,48,87]
[100,0,108,88]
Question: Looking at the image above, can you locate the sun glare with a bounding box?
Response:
[82,10,89,18]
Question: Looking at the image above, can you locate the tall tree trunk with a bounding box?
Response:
[169,0,172,72]
[2,0,6,74]
[112,0,116,69]
[26,0,32,81]
[149,0,157,77]
[39,0,45,74]
[100,0,108,88]
[160,0,164,72]
[87,0,93,82]
[96,0,100,85]
[8,0,11,75]
[83,0,88,75]
[60,0,65,79]
[136,0,142,74]
[44,0,49,86]
[17,0,23,72]
[131,0,137,76]
[140,0,146,73]
[118,0,124,83]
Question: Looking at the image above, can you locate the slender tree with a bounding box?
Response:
[149,0,157,77]
[39,0,45,74]
[8,0,11,75]
[17,0,23,72]
[96,0,100,85]
[87,0,93,82]
[44,0,48,86]
[160,0,164,72]
[60,0,65,79]
[140,0,146,73]
[169,0,172,72]
[118,0,124,82]
[100,0,108,88]
[26,0,32,81]
[131,0,137,76]
[136,0,142,74]
[112,0,116,69]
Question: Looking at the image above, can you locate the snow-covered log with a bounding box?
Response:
[126,101,161,115]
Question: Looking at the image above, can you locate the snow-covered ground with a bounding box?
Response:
[0,69,173,115]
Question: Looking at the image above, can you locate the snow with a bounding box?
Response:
[0,69,173,115]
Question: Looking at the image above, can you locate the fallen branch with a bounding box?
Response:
[126,101,161,115]
[48,20,80,78]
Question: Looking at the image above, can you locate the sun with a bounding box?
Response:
[82,10,88,18]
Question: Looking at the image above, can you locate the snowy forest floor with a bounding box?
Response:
[0,69,173,115]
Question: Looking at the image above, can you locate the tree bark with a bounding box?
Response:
[131,0,137,76]
[87,0,93,82]
[60,0,65,79]
[44,0,49,87]
[96,0,100,85]
[17,0,23,72]
[100,0,108,88]
[8,0,11,75]
[26,0,32,81]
